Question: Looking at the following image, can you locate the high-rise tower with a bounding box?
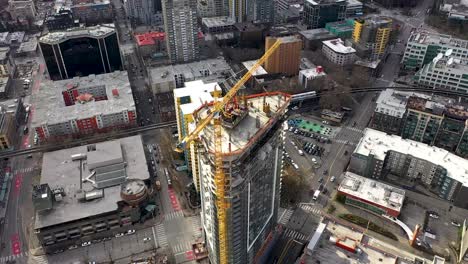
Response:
[187,92,290,263]
[162,0,200,63]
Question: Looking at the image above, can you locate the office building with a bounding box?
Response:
[345,0,363,17]
[371,0,419,8]
[264,36,302,76]
[148,58,232,94]
[39,24,123,80]
[302,0,346,29]
[338,172,405,217]
[33,136,152,253]
[162,0,199,63]
[186,92,290,263]
[31,71,136,143]
[322,38,356,65]
[352,16,392,60]
[197,0,227,17]
[414,53,468,92]
[8,0,36,21]
[173,80,221,190]
[439,0,468,23]
[349,128,468,208]
[0,47,14,77]
[126,0,163,25]
[70,0,113,25]
[402,30,468,70]
[0,112,18,150]
[370,89,428,135]
[325,19,354,39]
[229,0,274,23]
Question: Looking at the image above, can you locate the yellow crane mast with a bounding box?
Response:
[175,39,282,264]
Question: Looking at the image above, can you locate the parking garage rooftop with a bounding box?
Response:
[34,135,150,229]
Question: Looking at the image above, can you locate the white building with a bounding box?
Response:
[414,52,468,93]
[8,0,36,21]
[298,66,326,89]
[322,38,356,66]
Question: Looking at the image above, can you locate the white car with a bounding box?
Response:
[115,233,125,238]
[451,221,461,227]
[330,176,336,182]
[81,241,92,247]
[428,213,439,219]
[126,229,136,235]
[143,237,151,242]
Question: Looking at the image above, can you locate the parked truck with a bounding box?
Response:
[313,190,320,201]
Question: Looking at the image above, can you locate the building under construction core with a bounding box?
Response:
[191,92,290,264]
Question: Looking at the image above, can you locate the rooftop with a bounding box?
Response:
[201,16,235,28]
[305,0,346,5]
[355,128,468,186]
[375,89,431,118]
[242,60,268,76]
[194,92,291,156]
[408,30,468,49]
[39,24,116,44]
[323,38,356,54]
[440,0,468,16]
[31,71,134,127]
[0,47,9,60]
[149,57,231,85]
[299,66,326,79]
[338,171,405,212]
[16,37,37,53]
[0,77,9,93]
[299,28,335,40]
[53,0,110,12]
[35,135,149,229]
[174,80,217,115]
[134,32,165,46]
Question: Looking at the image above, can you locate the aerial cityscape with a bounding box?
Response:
[0,0,467,263]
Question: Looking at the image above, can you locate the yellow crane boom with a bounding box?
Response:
[176,39,282,264]
[175,39,282,151]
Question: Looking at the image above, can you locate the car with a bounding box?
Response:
[23,127,28,135]
[143,237,152,242]
[292,106,299,110]
[115,233,125,238]
[428,213,439,219]
[127,229,136,235]
[26,154,33,159]
[318,177,324,183]
[81,241,92,247]
[318,184,324,191]
[330,176,336,182]
[451,221,461,227]
[68,245,78,250]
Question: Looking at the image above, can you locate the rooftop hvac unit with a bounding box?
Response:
[85,190,104,201]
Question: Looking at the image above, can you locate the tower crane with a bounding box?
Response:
[175,39,282,264]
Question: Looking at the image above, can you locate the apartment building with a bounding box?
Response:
[264,36,302,76]
[352,16,392,60]
[162,0,199,63]
[322,38,356,65]
[126,0,163,25]
[350,128,468,208]
[31,71,136,143]
[402,30,468,70]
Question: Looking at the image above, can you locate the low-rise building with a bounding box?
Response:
[439,0,468,23]
[148,58,232,94]
[242,60,269,89]
[0,77,11,98]
[44,9,79,31]
[33,136,152,253]
[31,71,136,143]
[350,128,468,209]
[134,32,166,58]
[201,16,236,34]
[338,171,405,217]
[0,47,14,77]
[413,53,468,92]
[15,37,37,57]
[402,30,468,70]
[298,66,326,89]
[299,28,336,51]
[325,19,355,39]
[322,38,356,65]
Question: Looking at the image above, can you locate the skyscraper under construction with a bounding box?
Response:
[184,91,290,263]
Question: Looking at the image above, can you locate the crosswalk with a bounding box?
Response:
[333,139,357,145]
[343,126,363,133]
[278,208,293,225]
[189,216,202,238]
[155,223,168,248]
[283,228,307,241]
[0,252,29,263]
[334,126,364,145]
[30,254,48,264]
[164,210,184,221]
[14,167,35,174]
[299,204,322,215]
[171,241,192,253]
